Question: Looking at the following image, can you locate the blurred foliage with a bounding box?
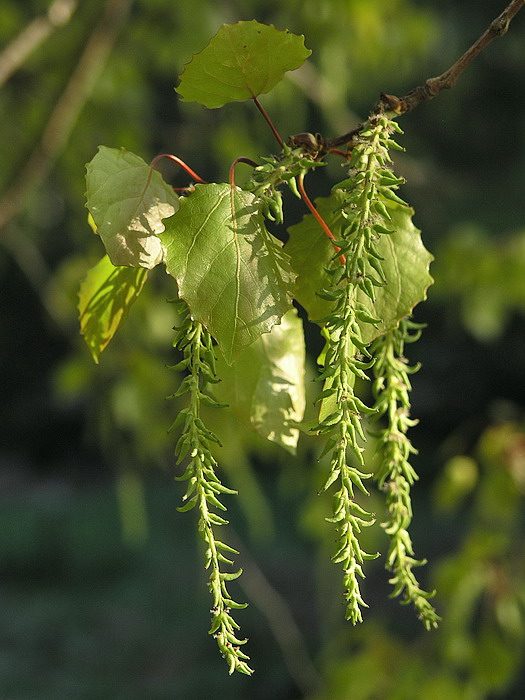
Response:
[1,0,525,697]
[309,418,525,699]
[432,225,525,341]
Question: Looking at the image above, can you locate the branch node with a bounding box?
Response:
[492,16,511,36]
[329,0,524,126]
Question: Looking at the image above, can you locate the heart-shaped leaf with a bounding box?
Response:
[286,190,433,342]
[215,308,305,453]
[79,254,148,363]
[85,146,179,269]
[176,21,311,108]
[161,183,295,363]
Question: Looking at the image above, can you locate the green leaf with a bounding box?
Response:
[176,21,311,108]
[161,183,295,363]
[215,308,306,453]
[286,190,433,342]
[78,255,148,363]
[85,146,179,269]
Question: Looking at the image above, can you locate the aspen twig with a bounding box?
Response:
[394,0,524,114]
[323,0,524,150]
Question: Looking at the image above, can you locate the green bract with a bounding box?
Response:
[160,183,295,363]
[176,20,311,108]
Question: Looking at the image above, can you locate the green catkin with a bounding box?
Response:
[170,299,253,675]
[315,115,401,623]
[244,145,319,223]
[316,113,438,626]
[371,318,440,629]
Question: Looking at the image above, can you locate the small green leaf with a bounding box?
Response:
[215,308,306,453]
[286,190,433,342]
[78,255,148,363]
[161,183,295,363]
[176,21,311,108]
[85,146,179,269]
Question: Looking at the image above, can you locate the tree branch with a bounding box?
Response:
[321,0,524,151]
[395,0,524,115]
[228,529,321,695]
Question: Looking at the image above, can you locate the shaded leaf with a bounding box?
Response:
[85,146,179,269]
[161,183,295,363]
[286,190,433,342]
[79,255,148,363]
[215,308,306,453]
[176,21,311,108]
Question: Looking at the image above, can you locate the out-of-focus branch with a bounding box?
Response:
[288,60,361,137]
[0,226,66,328]
[0,0,134,235]
[229,529,321,695]
[0,0,78,88]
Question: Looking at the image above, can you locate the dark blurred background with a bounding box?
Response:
[1,1,524,698]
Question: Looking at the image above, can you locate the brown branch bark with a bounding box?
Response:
[322,0,524,151]
[395,0,524,115]
[0,0,134,235]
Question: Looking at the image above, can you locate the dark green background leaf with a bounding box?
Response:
[215,308,306,453]
[79,255,148,363]
[286,190,434,342]
[161,183,295,362]
[176,21,311,108]
[85,147,179,269]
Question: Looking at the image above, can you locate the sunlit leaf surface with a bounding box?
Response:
[176,20,311,108]
[161,183,295,362]
[216,308,305,453]
[286,190,433,341]
[85,146,179,269]
[79,255,148,362]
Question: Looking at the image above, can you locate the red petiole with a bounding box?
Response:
[229,157,259,188]
[252,96,285,149]
[150,153,207,185]
[327,148,352,159]
[297,173,346,265]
